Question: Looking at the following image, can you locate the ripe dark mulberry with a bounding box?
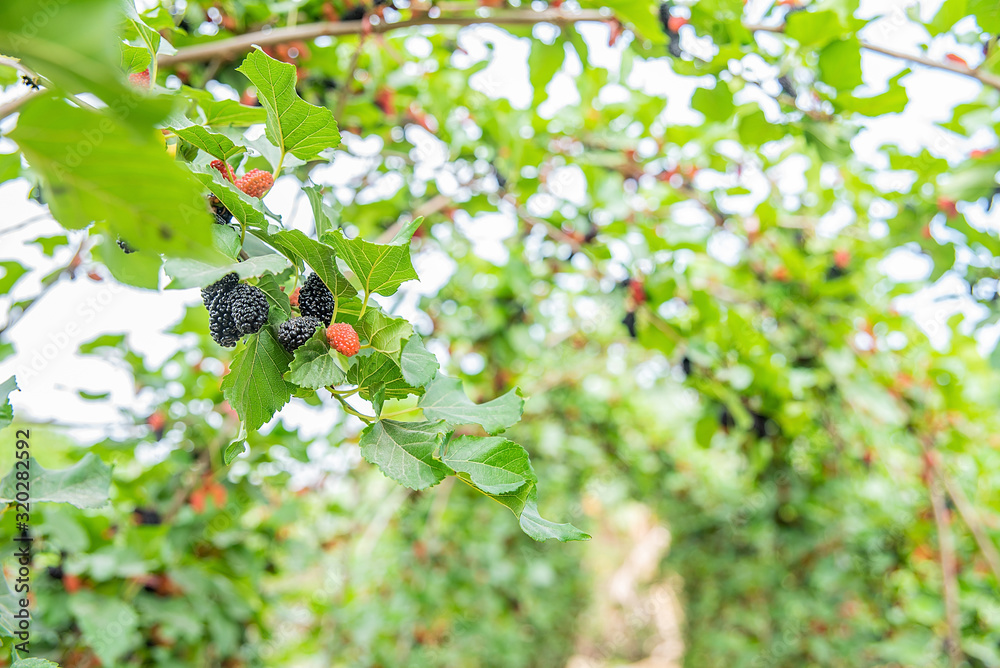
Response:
[117,238,136,254]
[277,316,324,353]
[201,272,239,309]
[230,283,269,335]
[202,273,241,347]
[298,273,334,325]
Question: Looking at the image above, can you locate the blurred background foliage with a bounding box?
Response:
[2,0,1000,665]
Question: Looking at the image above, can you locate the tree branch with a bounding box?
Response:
[744,23,1000,91]
[928,476,963,668]
[157,9,609,66]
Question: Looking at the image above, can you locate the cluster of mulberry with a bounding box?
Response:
[278,316,324,353]
[201,273,269,347]
[298,273,335,324]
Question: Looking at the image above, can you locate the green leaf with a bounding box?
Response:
[164,254,290,289]
[236,48,341,161]
[269,230,358,307]
[835,72,909,116]
[737,109,785,146]
[199,98,268,127]
[518,492,591,542]
[328,225,420,297]
[0,376,17,432]
[68,592,140,666]
[927,0,967,35]
[0,261,27,294]
[692,84,735,122]
[13,659,62,668]
[347,352,421,401]
[10,97,221,262]
[418,375,524,435]
[256,273,292,324]
[28,235,68,256]
[785,10,845,47]
[302,184,336,240]
[0,0,168,128]
[173,125,246,162]
[120,43,150,74]
[529,40,565,107]
[400,335,439,387]
[193,167,267,229]
[359,420,452,490]
[0,151,21,184]
[95,233,162,289]
[357,309,412,359]
[221,328,294,431]
[0,454,111,509]
[442,435,532,495]
[224,423,248,465]
[212,224,242,260]
[286,328,347,389]
[818,39,863,90]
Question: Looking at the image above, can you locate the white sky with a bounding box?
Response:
[0,0,997,446]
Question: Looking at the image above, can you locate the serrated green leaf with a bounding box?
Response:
[164,254,289,289]
[286,328,347,389]
[193,167,267,229]
[347,352,420,401]
[400,335,439,387]
[236,48,341,161]
[212,224,242,260]
[443,435,532,495]
[358,309,412,359]
[518,492,590,542]
[13,659,62,668]
[269,230,357,308]
[120,43,150,74]
[221,328,293,431]
[0,454,111,509]
[418,375,524,434]
[0,376,17,432]
[11,97,222,262]
[359,419,451,490]
[173,125,246,161]
[329,228,419,297]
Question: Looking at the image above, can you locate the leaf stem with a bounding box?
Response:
[272,149,286,180]
[333,393,374,423]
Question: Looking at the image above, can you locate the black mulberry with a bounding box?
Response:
[298,273,335,325]
[230,283,269,335]
[202,273,241,347]
[277,316,324,353]
[208,296,241,348]
[117,238,136,254]
[201,272,239,309]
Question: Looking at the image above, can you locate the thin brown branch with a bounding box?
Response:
[744,23,1000,91]
[335,35,367,120]
[928,476,963,668]
[157,9,609,66]
[0,88,44,121]
[925,447,1000,587]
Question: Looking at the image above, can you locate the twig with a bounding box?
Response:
[744,23,1000,91]
[924,446,1000,587]
[0,88,44,121]
[928,476,963,668]
[157,9,609,66]
[335,35,367,120]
